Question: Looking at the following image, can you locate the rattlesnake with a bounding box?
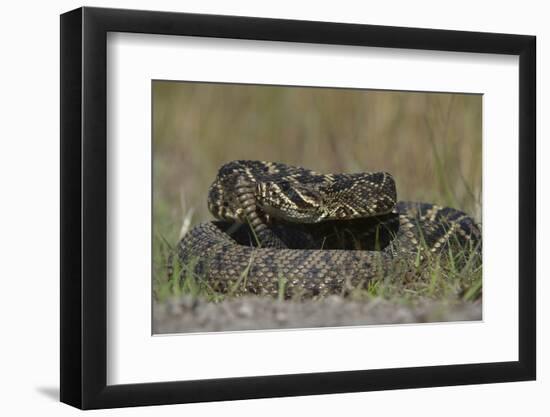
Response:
[177,160,481,298]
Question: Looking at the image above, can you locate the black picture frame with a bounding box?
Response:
[60,6,536,410]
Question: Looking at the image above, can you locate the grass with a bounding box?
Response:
[153,224,482,306]
[152,82,482,310]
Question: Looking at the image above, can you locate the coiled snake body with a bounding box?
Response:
[177,161,481,298]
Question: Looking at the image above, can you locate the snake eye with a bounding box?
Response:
[289,186,321,208]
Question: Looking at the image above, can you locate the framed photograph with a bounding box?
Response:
[60,6,536,409]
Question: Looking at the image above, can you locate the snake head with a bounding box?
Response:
[255,181,326,223]
[254,172,397,223]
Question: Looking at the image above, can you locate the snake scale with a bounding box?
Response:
[177,160,481,298]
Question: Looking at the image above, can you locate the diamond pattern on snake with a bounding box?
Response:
[177,160,482,298]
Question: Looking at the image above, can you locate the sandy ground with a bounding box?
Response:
[153,296,482,334]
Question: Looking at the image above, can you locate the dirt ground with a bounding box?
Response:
[153,296,482,334]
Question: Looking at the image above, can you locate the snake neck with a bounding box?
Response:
[235,176,287,249]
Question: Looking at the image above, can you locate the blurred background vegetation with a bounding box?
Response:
[153,81,482,251]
